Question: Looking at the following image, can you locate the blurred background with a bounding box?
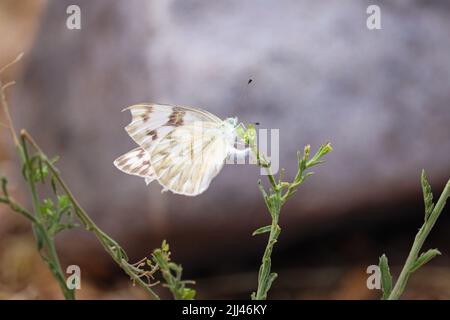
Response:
[1,0,450,299]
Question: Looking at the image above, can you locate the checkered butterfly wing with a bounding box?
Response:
[114,104,231,196]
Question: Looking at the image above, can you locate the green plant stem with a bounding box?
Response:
[255,153,280,300]
[388,179,450,300]
[2,54,159,299]
[20,135,76,300]
[20,130,160,299]
[255,202,280,300]
[1,56,75,298]
[0,196,37,223]
[249,141,331,300]
[151,241,196,300]
[2,181,74,300]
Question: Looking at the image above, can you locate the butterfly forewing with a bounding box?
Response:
[124,103,222,151]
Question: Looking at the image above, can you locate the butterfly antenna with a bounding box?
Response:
[236,78,253,109]
[237,78,259,126]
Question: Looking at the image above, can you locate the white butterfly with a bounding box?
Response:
[114,103,248,196]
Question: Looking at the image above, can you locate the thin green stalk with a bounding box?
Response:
[0,193,37,223]
[1,185,74,300]
[387,176,450,300]
[21,135,75,299]
[241,124,332,300]
[1,53,191,300]
[2,59,75,299]
[255,200,280,300]
[20,130,160,299]
[151,240,196,300]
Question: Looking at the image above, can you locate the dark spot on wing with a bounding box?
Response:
[137,150,145,159]
[141,113,150,122]
[146,129,158,140]
[166,109,186,127]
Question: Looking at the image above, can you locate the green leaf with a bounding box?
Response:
[57,195,70,210]
[50,176,58,195]
[29,156,49,183]
[37,157,47,183]
[410,249,441,273]
[264,272,278,295]
[421,170,434,221]
[245,124,257,146]
[40,198,55,217]
[379,254,393,299]
[257,180,271,210]
[306,142,332,168]
[168,262,181,272]
[181,288,196,300]
[252,225,271,236]
[258,259,271,290]
[235,125,246,141]
[151,240,195,300]
[161,239,170,252]
[50,156,60,164]
[259,272,278,300]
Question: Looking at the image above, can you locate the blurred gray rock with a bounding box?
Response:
[13,0,450,266]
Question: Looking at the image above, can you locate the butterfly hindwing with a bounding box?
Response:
[113,147,156,184]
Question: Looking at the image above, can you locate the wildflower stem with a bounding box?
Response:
[0,194,37,223]
[20,130,160,300]
[25,134,77,299]
[1,54,160,299]
[151,240,196,300]
[255,199,280,300]
[388,178,450,300]
[1,54,75,300]
[244,124,331,300]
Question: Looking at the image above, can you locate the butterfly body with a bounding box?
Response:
[114,104,245,196]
